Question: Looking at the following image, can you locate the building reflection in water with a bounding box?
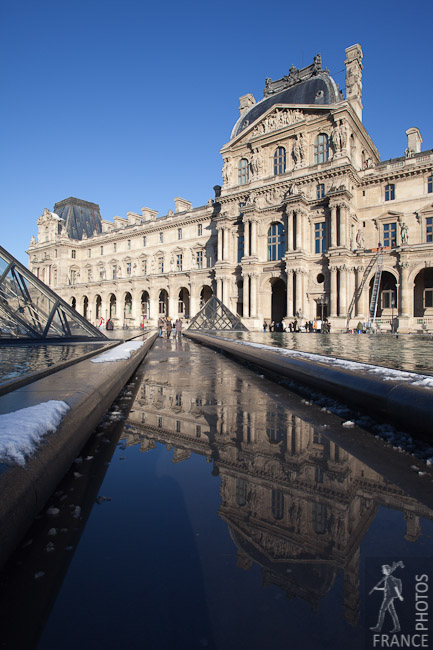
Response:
[121,340,433,629]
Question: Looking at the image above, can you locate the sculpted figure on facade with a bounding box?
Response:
[250,149,263,179]
[222,158,232,186]
[356,229,365,249]
[292,133,306,166]
[331,121,348,153]
[401,222,409,244]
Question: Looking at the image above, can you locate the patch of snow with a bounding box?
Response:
[0,400,70,467]
[217,337,433,388]
[91,341,145,363]
[342,420,355,428]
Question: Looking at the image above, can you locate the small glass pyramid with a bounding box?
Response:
[187,296,248,331]
[0,245,106,340]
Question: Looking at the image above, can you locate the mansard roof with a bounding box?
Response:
[232,56,342,139]
[53,197,103,241]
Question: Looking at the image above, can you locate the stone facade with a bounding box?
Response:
[28,44,433,332]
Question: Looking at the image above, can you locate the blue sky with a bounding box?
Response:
[1,0,432,263]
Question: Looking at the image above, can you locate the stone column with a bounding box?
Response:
[340,205,347,248]
[286,269,293,317]
[217,278,223,301]
[217,228,223,262]
[339,266,348,316]
[223,227,229,261]
[243,274,250,317]
[250,273,258,316]
[400,262,411,317]
[330,206,337,248]
[251,220,257,256]
[330,267,338,317]
[295,270,303,316]
[244,220,250,257]
[287,211,293,251]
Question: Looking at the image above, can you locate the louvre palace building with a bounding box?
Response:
[28,44,433,332]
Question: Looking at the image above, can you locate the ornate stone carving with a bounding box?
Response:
[292,133,306,166]
[250,148,264,179]
[401,222,409,244]
[331,121,348,154]
[249,108,304,138]
[222,158,232,186]
[355,229,365,249]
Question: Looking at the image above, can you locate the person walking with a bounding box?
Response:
[175,318,182,339]
[166,319,172,339]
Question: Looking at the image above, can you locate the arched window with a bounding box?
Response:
[124,292,132,316]
[238,158,249,185]
[267,223,285,261]
[273,147,286,175]
[314,133,329,164]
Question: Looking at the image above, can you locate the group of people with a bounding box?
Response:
[158,316,183,339]
[263,318,331,333]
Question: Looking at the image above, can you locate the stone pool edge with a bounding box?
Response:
[184,332,433,440]
[0,331,158,570]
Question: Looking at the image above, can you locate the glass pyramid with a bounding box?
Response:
[187,296,248,331]
[0,245,106,340]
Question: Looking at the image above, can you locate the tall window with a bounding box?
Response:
[312,502,327,534]
[267,223,285,261]
[158,256,164,273]
[238,233,244,262]
[385,184,395,201]
[316,184,325,199]
[383,222,397,248]
[70,270,76,285]
[113,243,117,253]
[197,223,202,236]
[315,222,327,253]
[236,479,247,507]
[314,134,329,164]
[143,236,147,246]
[159,232,164,243]
[178,228,182,240]
[100,246,104,255]
[141,258,147,274]
[271,490,284,520]
[428,176,433,194]
[87,249,91,258]
[126,262,132,276]
[274,147,286,175]
[196,250,203,269]
[424,289,433,309]
[127,240,131,250]
[71,250,76,259]
[238,158,249,185]
[427,217,433,243]
[112,265,117,280]
[382,290,395,309]
[176,254,183,272]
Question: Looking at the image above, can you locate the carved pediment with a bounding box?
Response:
[248,107,306,139]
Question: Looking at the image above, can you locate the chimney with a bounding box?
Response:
[406,128,422,155]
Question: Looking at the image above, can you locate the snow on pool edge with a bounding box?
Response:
[91,341,145,363]
[0,400,70,467]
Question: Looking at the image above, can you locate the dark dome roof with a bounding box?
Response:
[232,69,341,139]
[53,197,102,241]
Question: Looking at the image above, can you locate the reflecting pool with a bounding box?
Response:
[216,331,433,375]
[1,338,432,650]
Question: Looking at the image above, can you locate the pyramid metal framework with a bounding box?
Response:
[187,296,248,331]
[0,245,106,340]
